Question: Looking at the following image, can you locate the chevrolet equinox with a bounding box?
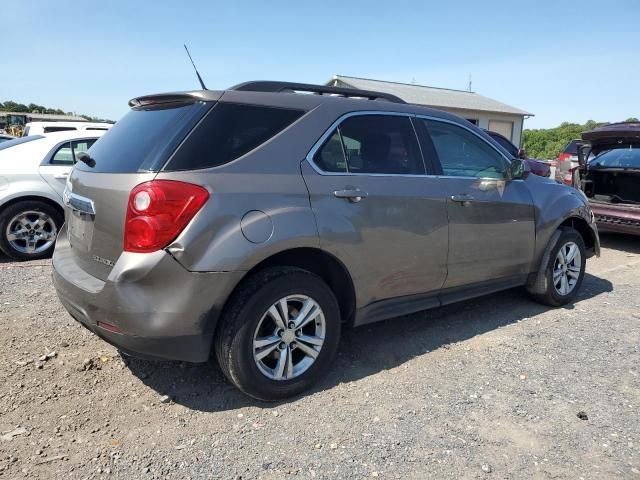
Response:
[53,81,600,400]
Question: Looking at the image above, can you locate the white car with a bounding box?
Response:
[0,130,106,260]
[23,121,112,136]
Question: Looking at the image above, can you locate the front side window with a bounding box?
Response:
[424,120,508,179]
[51,142,73,164]
[313,115,424,175]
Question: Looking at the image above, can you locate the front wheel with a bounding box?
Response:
[0,200,63,261]
[529,227,586,306]
[215,267,341,401]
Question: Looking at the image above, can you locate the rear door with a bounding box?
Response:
[40,139,98,197]
[419,118,535,290]
[302,113,449,308]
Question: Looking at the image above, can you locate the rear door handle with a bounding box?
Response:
[334,188,368,203]
[450,193,474,206]
[54,173,69,179]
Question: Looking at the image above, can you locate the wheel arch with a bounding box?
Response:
[221,247,357,327]
[558,216,597,257]
[0,195,65,220]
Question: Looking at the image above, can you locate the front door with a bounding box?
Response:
[420,118,536,289]
[301,113,449,309]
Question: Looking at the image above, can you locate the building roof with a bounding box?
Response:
[328,75,533,116]
[0,111,87,121]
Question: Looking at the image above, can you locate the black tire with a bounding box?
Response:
[0,200,63,261]
[530,227,586,307]
[215,267,341,401]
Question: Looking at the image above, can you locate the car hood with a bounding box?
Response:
[582,122,640,155]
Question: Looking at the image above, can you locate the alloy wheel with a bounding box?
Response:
[552,241,582,296]
[253,294,326,381]
[6,210,57,255]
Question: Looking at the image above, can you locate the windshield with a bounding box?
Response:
[591,146,640,169]
[0,135,44,151]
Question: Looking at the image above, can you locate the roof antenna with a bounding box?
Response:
[183,44,207,90]
[467,73,473,92]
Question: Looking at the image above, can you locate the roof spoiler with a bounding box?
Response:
[229,80,406,104]
[128,91,221,108]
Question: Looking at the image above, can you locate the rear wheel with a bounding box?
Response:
[0,200,63,261]
[530,227,586,306]
[215,267,341,401]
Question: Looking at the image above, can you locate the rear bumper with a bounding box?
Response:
[590,201,640,236]
[52,225,243,362]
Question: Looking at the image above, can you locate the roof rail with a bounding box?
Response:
[229,81,406,104]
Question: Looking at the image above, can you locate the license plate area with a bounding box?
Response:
[67,211,94,250]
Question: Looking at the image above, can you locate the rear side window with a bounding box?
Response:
[51,142,73,164]
[75,102,209,173]
[44,126,76,133]
[313,115,424,175]
[165,103,304,171]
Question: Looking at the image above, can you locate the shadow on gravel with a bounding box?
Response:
[125,272,612,412]
[599,232,640,254]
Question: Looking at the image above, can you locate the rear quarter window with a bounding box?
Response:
[165,103,304,171]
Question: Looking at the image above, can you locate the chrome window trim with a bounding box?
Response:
[40,137,99,166]
[306,111,429,178]
[305,111,514,180]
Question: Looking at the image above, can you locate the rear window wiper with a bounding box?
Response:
[76,152,96,168]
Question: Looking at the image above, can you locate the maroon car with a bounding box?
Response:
[484,129,552,177]
[578,122,640,235]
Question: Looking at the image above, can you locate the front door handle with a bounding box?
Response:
[450,193,474,206]
[334,188,368,203]
[54,173,69,179]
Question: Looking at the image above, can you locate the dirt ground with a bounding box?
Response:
[0,233,638,479]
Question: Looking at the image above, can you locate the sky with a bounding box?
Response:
[2,0,639,129]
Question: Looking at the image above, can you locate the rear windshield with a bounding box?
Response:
[563,140,578,155]
[164,103,304,171]
[75,102,209,173]
[0,135,44,151]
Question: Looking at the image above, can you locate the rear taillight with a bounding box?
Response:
[557,153,571,162]
[124,180,209,253]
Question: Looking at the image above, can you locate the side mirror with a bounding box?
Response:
[517,148,527,159]
[509,158,530,180]
[576,142,591,171]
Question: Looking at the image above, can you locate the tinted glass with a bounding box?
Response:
[564,140,578,155]
[0,135,44,151]
[166,103,304,171]
[337,115,424,175]
[424,120,507,178]
[44,126,76,133]
[51,142,73,164]
[489,133,518,157]
[313,130,347,173]
[75,102,208,173]
[592,147,640,169]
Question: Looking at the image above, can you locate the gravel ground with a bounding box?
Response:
[0,233,638,479]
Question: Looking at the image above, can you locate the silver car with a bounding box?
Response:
[0,130,105,260]
[52,81,600,400]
